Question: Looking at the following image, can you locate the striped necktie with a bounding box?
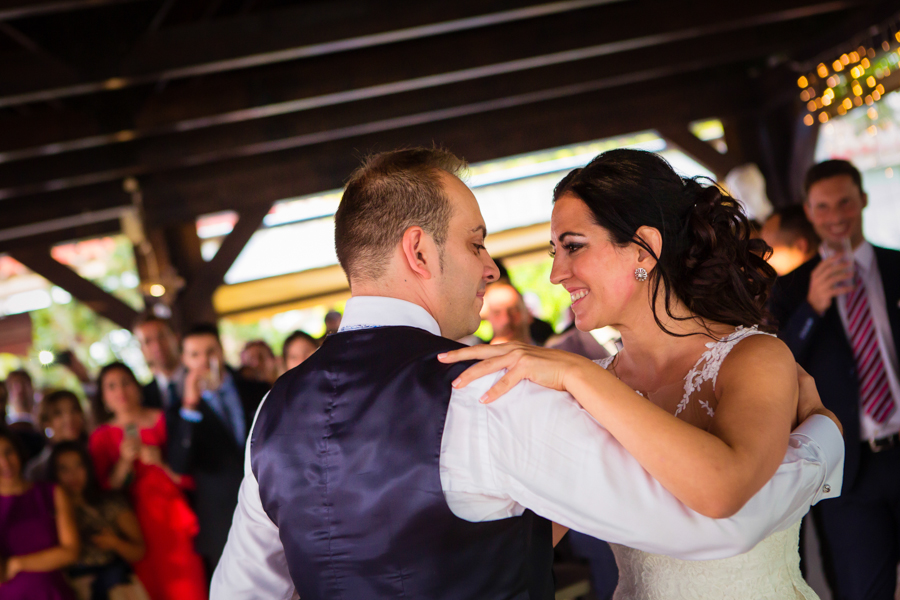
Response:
[846,265,896,423]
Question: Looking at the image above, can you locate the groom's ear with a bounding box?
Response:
[634,226,662,269]
[400,226,437,280]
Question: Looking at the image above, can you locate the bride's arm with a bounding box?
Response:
[441,336,800,518]
[563,335,797,518]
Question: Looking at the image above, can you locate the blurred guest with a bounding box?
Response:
[239,340,279,385]
[324,310,343,335]
[50,442,148,600]
[491,259,554,343]
[760,205,820,276]
[0,426,79,600]
[482,282,534,345]
[168,324,268,578]
[546,315,611,362]
[282,330,318,371]
[770,159,900,600]
[133,315,183,410]
[4,370,44,460]
[25,390,87,482]
[88,363,206,600]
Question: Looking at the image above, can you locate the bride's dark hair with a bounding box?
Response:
[553,148,776,337]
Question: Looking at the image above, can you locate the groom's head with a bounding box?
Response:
[335,147,499,339]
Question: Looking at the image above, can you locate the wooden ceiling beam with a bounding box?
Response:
[0,0,148,22]
[0,0,857,115]
[8,245,139,329]
[0,70,753,245]
[0,0,626,108]
[0,15,837,199]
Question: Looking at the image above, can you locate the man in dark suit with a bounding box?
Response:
[167,323,270,579]
[770,159,900,600]
[133,314,184,410]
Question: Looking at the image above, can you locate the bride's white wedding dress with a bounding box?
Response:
[596,326,819,600]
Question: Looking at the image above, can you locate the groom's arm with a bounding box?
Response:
[441,374,843,560]
[210,395,297,600]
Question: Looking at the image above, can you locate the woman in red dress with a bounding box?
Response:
[88,363,206,600]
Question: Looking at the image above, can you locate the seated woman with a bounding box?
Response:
[88,363,206,600]
[49,441,147,600]
[0,426,79,600]
[25,390,88,482]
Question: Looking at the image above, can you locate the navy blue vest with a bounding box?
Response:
[252,326,554,599]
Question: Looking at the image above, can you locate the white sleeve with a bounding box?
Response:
[443,373,843,560]
[211,394,298,600]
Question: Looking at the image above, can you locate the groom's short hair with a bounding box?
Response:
[335,147,467,284]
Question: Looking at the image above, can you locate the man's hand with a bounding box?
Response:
[796,364,842,435]
[807,254,854,316]
[182,369,204,411]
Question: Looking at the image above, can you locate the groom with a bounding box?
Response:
[212,148,843,599]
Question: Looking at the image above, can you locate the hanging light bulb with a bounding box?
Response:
[843,98,853,110]
[818,112,830,123]
[861,57,871,68]
[849,51,860,63]
[868,107,878,119]
[838,104,848,115]
[803,114,815,126]
[808,100,818,111]
[854,96,863,106]
[832,60,844,71]
[817,63,829,77]
[867,75,877,87]
[797,75,808,88]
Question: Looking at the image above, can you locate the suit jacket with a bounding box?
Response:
[142,379,164,410]
[166,370,270,562]
[769,245,900,490]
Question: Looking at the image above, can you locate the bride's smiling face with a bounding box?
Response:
[550,192,642,331]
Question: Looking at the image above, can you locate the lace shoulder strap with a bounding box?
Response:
[675,325,775,418]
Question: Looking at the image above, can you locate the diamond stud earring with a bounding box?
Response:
[634,267,648,282]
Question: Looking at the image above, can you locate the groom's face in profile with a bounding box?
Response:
[431,172,500,340]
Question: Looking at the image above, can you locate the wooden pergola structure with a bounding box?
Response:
[1,0,897,330]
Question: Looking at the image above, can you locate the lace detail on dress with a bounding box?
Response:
[611,521,818,600]
[674,325,775,418]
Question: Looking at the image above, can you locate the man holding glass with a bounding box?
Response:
[770,159,900,600]
[167,323,270,581]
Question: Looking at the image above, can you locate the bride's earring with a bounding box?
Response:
[634,267,648,282]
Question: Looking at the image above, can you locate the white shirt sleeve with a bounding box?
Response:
[211,394,298,600]
[440,373,844,560]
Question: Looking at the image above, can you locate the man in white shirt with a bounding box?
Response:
[213,147,843,599]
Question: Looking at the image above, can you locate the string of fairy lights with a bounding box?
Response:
[798,22,900,127]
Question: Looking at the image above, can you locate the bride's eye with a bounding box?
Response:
[563,242,584,253]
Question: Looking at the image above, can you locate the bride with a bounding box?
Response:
[439,149,841,599]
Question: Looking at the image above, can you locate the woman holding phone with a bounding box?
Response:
[88,363,206,600]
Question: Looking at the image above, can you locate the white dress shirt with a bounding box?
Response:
[212,296,844,600]
[830,242,900,440]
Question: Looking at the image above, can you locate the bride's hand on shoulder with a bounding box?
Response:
[437,342,595,403]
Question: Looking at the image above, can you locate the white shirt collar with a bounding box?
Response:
[337,296,442,337]
[853,240,875,273]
